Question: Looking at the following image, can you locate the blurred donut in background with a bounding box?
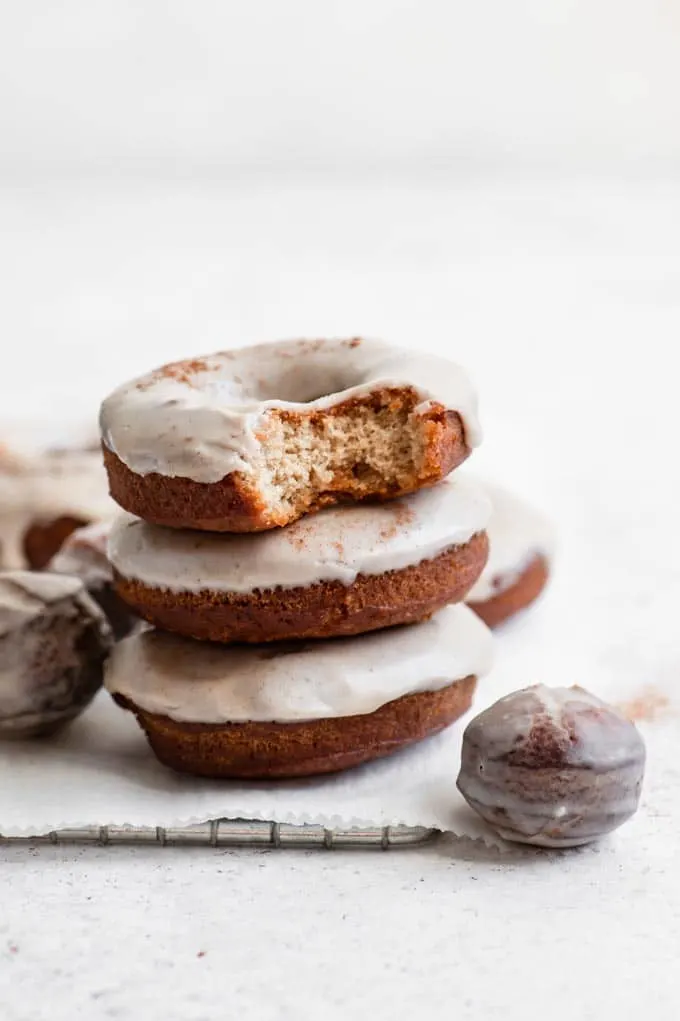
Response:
[466,478,555,628]
[0,434,114,571]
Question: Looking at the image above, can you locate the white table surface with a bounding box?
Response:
[1,178,679,1020]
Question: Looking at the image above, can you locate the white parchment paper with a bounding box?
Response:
[1,583,676,841]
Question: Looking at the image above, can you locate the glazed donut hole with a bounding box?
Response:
[0,572,113,739]
[457,684,646,847]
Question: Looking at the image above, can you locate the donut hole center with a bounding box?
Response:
[256,365,358,405]
[213,344,364,406]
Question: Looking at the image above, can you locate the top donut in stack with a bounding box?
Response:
[100,338,495,779]
[100,337,480,532]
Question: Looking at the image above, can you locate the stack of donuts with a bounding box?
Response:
[101,338,498,779]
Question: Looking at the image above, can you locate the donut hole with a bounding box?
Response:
[262,366,347,405]
[201,345,360,407]
[202,374,341,408]
[251,339,364,405]
[262,371,354,406]
[0,583,110,738]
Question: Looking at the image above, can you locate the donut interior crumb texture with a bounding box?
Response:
[264,391,462,511]
[104,389,469,531]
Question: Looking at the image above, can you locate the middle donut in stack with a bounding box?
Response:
[101,338,495,778]
[107,477,490,644]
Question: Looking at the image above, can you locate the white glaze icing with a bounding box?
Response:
[465,479,556,604]
[0,445,115,570]
[49,520,114,588]
[463,684,642,769]
[99,338,482,483]
[105,604,494,724]
[107,475,490,593]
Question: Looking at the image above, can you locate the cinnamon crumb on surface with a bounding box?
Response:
[618,687,671,722]
[285,531,308,551]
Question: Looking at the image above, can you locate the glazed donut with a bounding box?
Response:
[100,338,481,532]
[0,572,112,738]
[105,603,494,778]
[465,480,555,628]
[108,475,491,643]
[457,685,646,847]
[0,444,114,570]
[49,521,137,639]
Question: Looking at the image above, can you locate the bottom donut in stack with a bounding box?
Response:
[104,604,494,778]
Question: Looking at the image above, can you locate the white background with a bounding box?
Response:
[2,0,680,177]
[2,4,680,1021]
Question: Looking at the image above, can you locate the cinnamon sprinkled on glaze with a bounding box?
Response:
[107,475,491,595]
[161,359,213,386]
[136,358,217,391]
[380,505,416,542]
